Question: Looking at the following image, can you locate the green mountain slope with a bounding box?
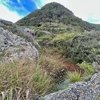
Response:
[16,2,100,31]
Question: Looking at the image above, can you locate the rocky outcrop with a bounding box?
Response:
[0,27,39,61]
[92,62,100,72]
[0,20,36,41]
[42,72,100,100]
[24,28,35,38]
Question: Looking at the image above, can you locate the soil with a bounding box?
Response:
[61,58,83,73]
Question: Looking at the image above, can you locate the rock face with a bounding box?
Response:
[0,27,39,61]
[42,72,100,100]
[92,62,100,72]
[24,28,35,38]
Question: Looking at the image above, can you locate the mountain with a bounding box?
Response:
[0,2,100,99]
[16,2,100,31]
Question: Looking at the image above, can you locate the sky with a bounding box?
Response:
[0,0,100,24]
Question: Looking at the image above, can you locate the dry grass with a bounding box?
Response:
[0,58,53,99]
[0,47,79,99]
[38,55,62,73]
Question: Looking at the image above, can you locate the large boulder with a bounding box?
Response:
[24,28,35,38]
[42,72,100,100]
[0,27,39,61]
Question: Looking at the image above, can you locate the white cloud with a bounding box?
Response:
[0,4,22,22]
[67,0,100,22]
[41,0,69,7]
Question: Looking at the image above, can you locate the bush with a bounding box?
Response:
[52,33,74,44]
[77,61,95,74]
[65,33,98,63]
[77,61,95,81]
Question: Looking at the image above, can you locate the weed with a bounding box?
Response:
[67,71,81,83]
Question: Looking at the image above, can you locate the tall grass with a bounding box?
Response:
[67,71,81,83]
[0,58,53,99]
[38,55,62,73]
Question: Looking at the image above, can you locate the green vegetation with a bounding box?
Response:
[97,96,100,100]
[36,35,52,46]
[0,47,67,99]
[77,61,95,74]
[16,2,100,31]
[77,61,95,81]
[38,55,62,73]
[1,2,100,99]
[52,33,74,43]
[0,50,6,57]
[0,59,54,99]
[67,71,81,83]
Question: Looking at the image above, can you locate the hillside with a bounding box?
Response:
[0,2,100,100]
[16,2,100,31]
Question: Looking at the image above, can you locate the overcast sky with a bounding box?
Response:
[0,0,100,24]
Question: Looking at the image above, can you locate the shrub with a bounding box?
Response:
[65,33,97,63]
[77,61,95,74]
[52,33,74,44]
[77,61,95,81]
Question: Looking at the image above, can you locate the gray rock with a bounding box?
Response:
[92,62,100,72]
[24,28,35,38]
[0,27,39,61]
[42,72,100,100]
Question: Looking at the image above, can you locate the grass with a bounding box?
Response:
[39,47,63,71]
[0,58,54,99]
[38,55,62,73]
[67,71,81,83]
[97,96,100,100]
[0,46,94,99]
[0,47,69,99]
